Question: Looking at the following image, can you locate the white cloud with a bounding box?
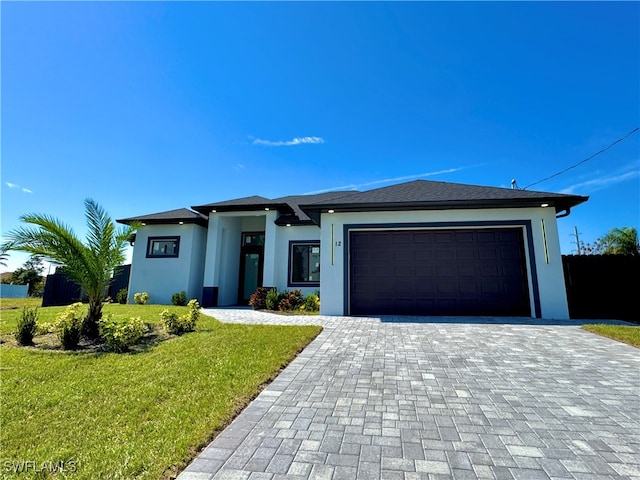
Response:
[560,169,640,194]
[304,167,468,195]
[252,136,325,147]
[5,182,33,193]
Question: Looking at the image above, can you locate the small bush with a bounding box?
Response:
[99,315,146,352]
[249,287,269,310]
[55,303,84,350]
[278,289,304,312]
[134,292,149,305]
[15,307,39,346]
[116,288,128,304]
[161,299,200,335]
[265,288,280,311]
[304,293,320,312]
[38,322,56,335]
[171,291,187,306]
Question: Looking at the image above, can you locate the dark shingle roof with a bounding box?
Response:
[271,191,359,224]
[300,180,588,216]
[117,208,208,227]
[120,180,588,228]
[191,196,280,215]
[191,191,358,224]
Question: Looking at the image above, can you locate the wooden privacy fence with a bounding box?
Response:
[42,265,131,307]
[562,255,639,322]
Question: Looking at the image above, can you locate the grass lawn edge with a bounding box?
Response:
[580,324,640,348]
[165,324,324,479]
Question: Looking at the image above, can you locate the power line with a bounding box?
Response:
[523,127,639,190]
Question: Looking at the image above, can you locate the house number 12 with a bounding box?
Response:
[335,241,342,247]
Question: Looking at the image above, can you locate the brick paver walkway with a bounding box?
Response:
[178,309,640,480]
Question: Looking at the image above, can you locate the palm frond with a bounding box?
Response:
[5,213,92,289]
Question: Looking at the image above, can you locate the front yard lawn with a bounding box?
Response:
[581,324,640,348]
[0,305,322,479]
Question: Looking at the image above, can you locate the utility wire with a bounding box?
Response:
[523,127,639,190]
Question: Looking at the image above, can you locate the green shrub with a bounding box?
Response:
[249,287,269,310]
[265,288,280,311]
[15,307,39,346]
[278,289,304,312]
[55,303,84,350]
[171,291,187,306]
[116,288,128,305]
[161,299,200,335]
[303,293,320,312]
[99,315,146,352]
[133,292,149,305]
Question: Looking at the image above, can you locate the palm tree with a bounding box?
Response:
[5,199,139,338]
[0,243,10,268]
[597,226,639,256]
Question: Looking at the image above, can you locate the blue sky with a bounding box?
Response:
[2,1,639,272]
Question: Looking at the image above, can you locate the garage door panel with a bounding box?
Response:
[394,250,412,261]
[350,228,531,316]
[415,250,435,261]
[459,281,479,294]
[477,231,498,242]
[479,264,499,276]
[454,231,475,243]
[456,248,477,260]
[434,231,454,242]
[434,249,455,261]
[479,248,498,260]
[436,265,456,276]
[457,265,476,276]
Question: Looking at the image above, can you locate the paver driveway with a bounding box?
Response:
[178,309,640,480]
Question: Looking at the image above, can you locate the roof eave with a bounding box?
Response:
[117,218,208,228]
[191,202,294,216]
[301,195,589,217]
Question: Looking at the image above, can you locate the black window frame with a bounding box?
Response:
[146,236,181,258]
[288,241,320,287]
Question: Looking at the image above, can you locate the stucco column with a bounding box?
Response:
[262,210,278,288]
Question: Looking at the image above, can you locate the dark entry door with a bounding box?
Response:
[238,233,265,304]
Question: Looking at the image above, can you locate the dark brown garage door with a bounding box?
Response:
[349,228,531,316]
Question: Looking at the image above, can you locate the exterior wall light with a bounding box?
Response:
[541,203,549,208]
[179,221,184,225]
[328,209,335,214]
[265,207,270,211]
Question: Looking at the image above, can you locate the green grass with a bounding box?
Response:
[0,297,43,311]
[0,305,322,479]
[581,324,640,348]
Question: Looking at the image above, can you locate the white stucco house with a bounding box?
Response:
[117,179,588,319]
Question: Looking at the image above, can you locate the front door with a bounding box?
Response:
[238,232,265,304]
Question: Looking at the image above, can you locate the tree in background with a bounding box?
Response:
[1,255,46,296]
[4,199,139,338]
[582,226,639,256]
